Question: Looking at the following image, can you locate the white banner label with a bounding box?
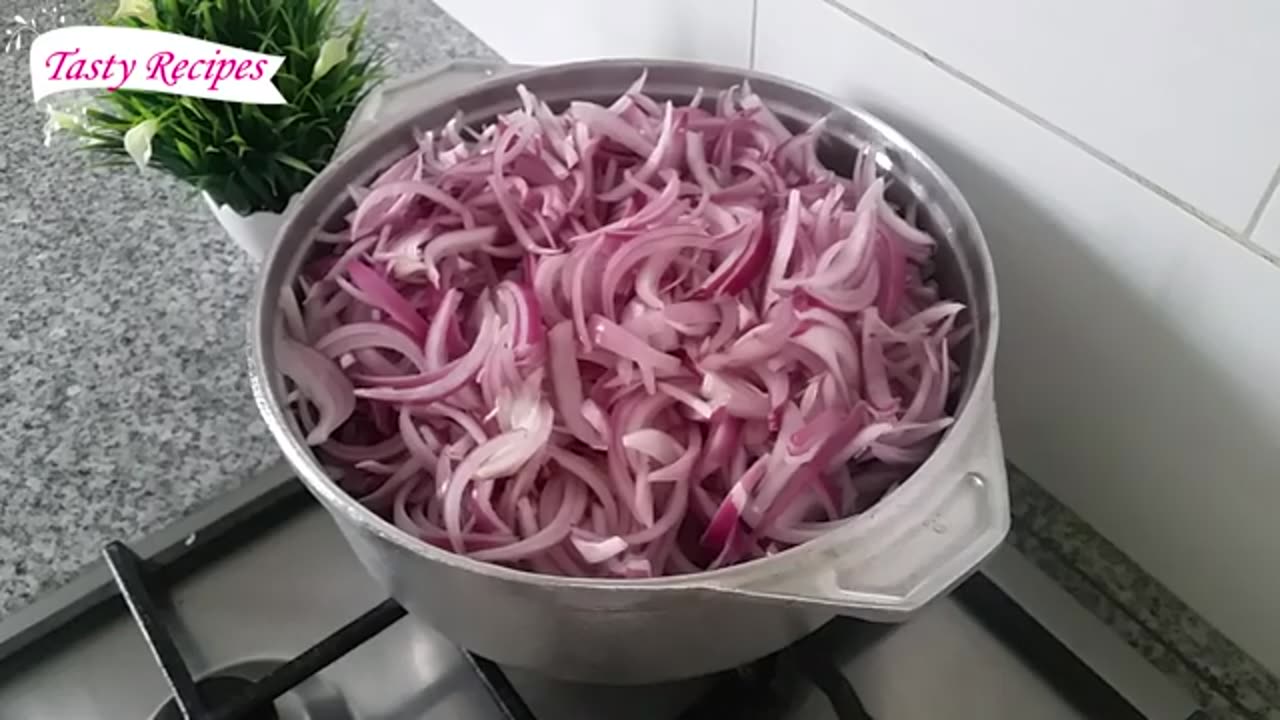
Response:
[30,26,286,104]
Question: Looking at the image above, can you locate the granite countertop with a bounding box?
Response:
[0,0,495,619]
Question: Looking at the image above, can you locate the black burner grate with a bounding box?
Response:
[3,469,1186,719]
[102,541,536,720]
[676,638,875,720]
[102,536,873,720]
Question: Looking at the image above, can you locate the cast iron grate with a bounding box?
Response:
[102,541,536,720]
[101,538,873,720]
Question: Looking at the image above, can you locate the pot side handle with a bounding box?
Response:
[722,394,1010,621]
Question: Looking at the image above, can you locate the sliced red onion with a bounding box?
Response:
[276,76,967,579]
[590,315,683,393]
[423,288,463,369]
[314,322,427,369]
[569,101,655,157]
[622,428,685,466]
[277,335,355,445]
[352,179,476,237]
[702,301,797,369]
[571,534,629,564]
[346,261,430,340]
[353,313,497,403]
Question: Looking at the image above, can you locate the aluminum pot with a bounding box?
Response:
[250,59,1007,684]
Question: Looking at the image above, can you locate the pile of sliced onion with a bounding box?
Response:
[278,74,968,578]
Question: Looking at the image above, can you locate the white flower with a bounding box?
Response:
[42,105,81,147]
[123,118,159,170]
[111,0,157,25]
[312,35,350,81]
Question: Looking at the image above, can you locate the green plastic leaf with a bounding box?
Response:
[71,0,385,213]
[43,105,83,147]
[173,139,200,167]
[312,35,349,81]
[111,0,157,25]
[275,153,318,176]
[123,118,160,170]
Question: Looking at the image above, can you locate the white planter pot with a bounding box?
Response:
[203,192,294,262]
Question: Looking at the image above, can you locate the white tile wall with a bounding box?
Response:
[755,0,1280,673]
[432,0,754,67]
[827,0,1280,232]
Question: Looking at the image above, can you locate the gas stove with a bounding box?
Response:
[0,462,1201,719]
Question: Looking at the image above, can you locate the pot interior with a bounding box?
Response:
[254,59,996,586]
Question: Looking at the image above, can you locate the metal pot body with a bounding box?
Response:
[251,59,1006,684]
[333,513,833,681]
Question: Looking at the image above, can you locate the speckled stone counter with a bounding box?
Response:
[1007,466,1280,719]
[0,0,495,619]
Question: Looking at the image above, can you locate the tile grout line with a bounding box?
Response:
[748,0,760,70]
[813,0,1280,265]
[1241,160,1280,241]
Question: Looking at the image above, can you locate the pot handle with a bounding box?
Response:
[718,392,1009,621]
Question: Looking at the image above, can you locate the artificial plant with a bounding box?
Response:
[68,0,385,215]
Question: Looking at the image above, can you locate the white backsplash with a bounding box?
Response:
[438,0,1280,672]
[825,0,1280,231]
[433,0,753,66]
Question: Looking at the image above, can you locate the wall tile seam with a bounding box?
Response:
[757,0,1280,270]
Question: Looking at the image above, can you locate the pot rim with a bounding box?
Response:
[249,57,1000,594]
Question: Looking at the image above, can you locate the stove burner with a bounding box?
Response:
[102,539,536,720]
[102,533,875,720]
[0,468,1191,720]
[95,479,872,720]
[101,530,874,720]
[153,676,276,720]
[676,634,875,720]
